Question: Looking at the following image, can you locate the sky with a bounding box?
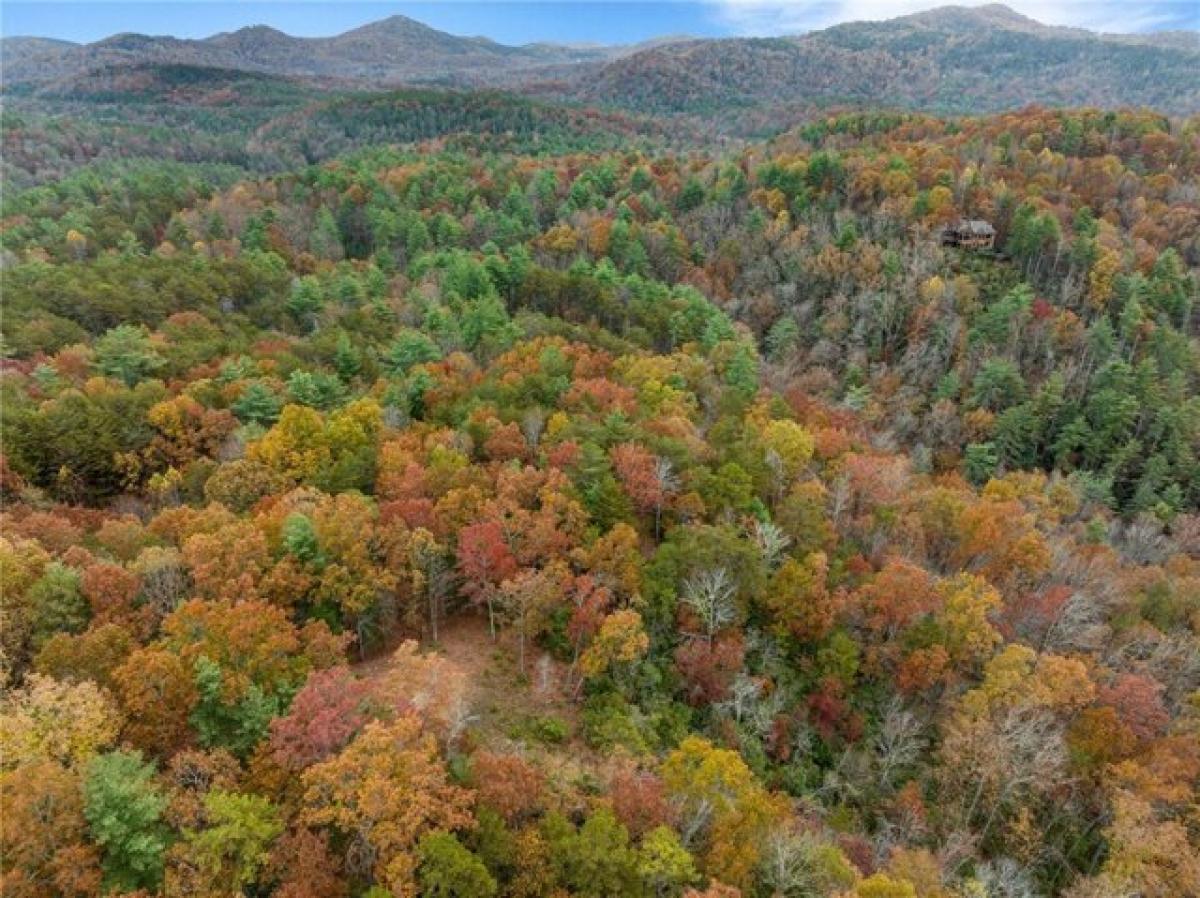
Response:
[2,0,1197,46]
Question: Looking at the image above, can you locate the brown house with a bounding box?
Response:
[941,219,996,250]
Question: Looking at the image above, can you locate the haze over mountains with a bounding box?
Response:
[3,4,1198,116]
[0,14,633,86]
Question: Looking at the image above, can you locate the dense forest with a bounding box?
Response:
[1,69,694,192]
[2,44,1199,898]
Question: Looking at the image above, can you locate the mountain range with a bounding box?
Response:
[0,14,634,87]
[566,5,1200,116]
[3,5,1198,116]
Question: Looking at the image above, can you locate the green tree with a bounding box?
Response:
[287,370,346,411]
[461,292,520,359]
[311,208,344,261]
[971,358,1027,412]
[544,807,642,898]
[964,442,1000,486]
[286,276,325,328]
[677,177,706,212]
[333,332,362,380]
[84,750,171,893]
[189,656,281,759]
[27,561,89,651]
[994,404,1040,470]
[765,317,800,361]
[723,343,760,401]
[185,790,283,891]
[637,826,698,897]
[384,329,443,374]
[282,513,323,565]
[95,324,165,386]
[232,381,282,426]
[417,831,498,898]
[1149,248,1191,325]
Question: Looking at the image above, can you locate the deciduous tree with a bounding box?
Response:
[1,760,103,898]
[83,750,171,893]
[300,715,475,895]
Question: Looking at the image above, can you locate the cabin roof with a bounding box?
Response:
[952,219,995,235]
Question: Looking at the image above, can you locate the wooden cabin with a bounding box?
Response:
[941,219,996,250]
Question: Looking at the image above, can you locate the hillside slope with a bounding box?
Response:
[1,105,1197,898]
[567,5,1199,115]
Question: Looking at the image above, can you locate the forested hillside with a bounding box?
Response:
[2,67,687,191]
[2,93,1198,898]
[1,66,325,189]
[571,5,1200,118]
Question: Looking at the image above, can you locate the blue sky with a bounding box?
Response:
[3,1,1197,45]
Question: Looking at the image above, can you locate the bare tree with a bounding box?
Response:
[758,828,854,898]
[714,671,777,730]
[942,706,1069,850]
[873,698,927,789]
[134,546,191,619]
[976,858,1039,898]
[521,407,546,450]
[652,456,679,539]
[680,567,737,646]
[1112,513,1170,565]
[412,538,455,644]
[754,519,791,571]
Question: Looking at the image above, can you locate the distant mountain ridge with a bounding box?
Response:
[0,14,640,86]
[558,4,1200,116]
[3,5,1197,116]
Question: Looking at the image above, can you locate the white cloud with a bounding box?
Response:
[705,0,1198,36]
